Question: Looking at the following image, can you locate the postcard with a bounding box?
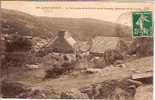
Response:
[0,1,154,99]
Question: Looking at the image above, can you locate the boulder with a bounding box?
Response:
[134,85,153,100]
[61,88,89,99]
[1,80,29,98]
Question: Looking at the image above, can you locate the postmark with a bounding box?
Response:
[115,12,132,37]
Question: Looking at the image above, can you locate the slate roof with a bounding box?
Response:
[90,36,120,54]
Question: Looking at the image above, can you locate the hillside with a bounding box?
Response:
[1,9,54,39]
[1,8,131,41]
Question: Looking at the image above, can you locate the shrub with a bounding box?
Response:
[129,37,153,57]
[103,49,123,65]
[2,34,33,68]
[44,62,75,79]
[44,65,63,79]
[5,34,32,52]
[1,80,29,98]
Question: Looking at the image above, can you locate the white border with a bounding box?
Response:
[153,1,155,100]
[1,1,155,100]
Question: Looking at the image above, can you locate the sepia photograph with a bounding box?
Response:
[0,1,154,100]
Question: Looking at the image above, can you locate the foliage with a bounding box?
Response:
[5,34,32,52]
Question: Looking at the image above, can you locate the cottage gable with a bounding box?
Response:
[49,31,76,53]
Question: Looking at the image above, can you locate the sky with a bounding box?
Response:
[1,1,154,26]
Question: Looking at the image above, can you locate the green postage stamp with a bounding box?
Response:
[132,11,153,37]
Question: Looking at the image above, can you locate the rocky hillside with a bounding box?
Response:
[1,8,131,41]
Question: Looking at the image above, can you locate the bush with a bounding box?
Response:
[5,34,32,52]
[44,65,63,79]
[103,49,123,65]
[1,80,29,98]
[129,37,153,57]
[44,62,75,79]
[2,34,33,68]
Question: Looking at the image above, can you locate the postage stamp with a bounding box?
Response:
[132,11,153,37]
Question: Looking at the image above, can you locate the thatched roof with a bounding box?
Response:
[74,41,90,52]
[90,36,121,54]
